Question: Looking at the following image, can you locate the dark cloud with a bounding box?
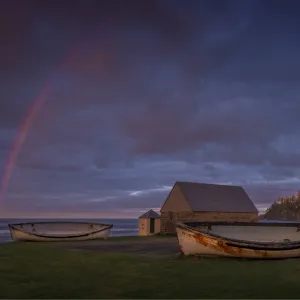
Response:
[1,0,300,217]
[121,94,300,165]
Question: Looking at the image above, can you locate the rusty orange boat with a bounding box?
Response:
[176,221,300,259]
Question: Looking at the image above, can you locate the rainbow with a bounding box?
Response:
[0,40,86,204]
[0,83,53,203]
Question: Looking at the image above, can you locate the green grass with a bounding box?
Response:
[0,242,300,298]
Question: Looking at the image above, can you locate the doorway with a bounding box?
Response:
[150,218,155,234]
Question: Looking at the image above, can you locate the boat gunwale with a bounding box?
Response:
[182,221,300,227]
[8,221,113,226]
[176,222,300,250]
[8,222,113,239]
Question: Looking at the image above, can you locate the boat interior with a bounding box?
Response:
[10,222,111,236]
[181,222,300,243]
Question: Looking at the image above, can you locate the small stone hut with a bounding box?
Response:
[160,181,259,234]
[138,209,161,236]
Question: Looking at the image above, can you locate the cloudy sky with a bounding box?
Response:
[1,0,300,218]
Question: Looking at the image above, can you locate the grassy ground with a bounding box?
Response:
[0,241,300,298]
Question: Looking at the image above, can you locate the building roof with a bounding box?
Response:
[173,181,258,213]
[139,209,160,219]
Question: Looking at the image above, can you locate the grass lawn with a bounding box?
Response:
[0,241,300,298]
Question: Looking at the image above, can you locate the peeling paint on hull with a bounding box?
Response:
[176,222,300,259]
[8,222,113,242]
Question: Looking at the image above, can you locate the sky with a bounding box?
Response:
[1,0,300,218]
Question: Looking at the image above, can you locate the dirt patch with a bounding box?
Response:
[57,237,180,257]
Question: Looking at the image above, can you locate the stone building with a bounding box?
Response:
[160,181,258,234]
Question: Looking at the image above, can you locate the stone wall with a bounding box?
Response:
[160,211,258,234]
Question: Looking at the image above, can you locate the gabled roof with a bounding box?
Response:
[169,181,258,213]
[139,209,160,219]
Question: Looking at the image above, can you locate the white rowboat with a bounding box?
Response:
[8,221,113,242]
[176,221,300,259]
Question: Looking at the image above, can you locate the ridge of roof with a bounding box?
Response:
[175,181,242,188]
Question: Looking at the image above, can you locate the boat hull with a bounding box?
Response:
[176,222,300,259]
[8,222,113,242]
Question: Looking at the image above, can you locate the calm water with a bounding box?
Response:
[0,218,139,243]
